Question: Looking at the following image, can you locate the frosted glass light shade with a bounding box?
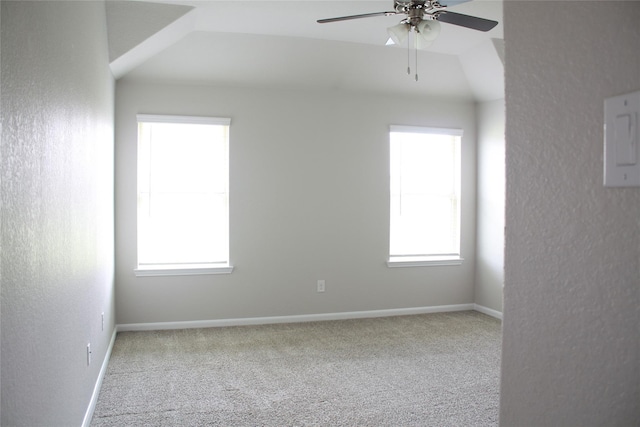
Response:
[416,20,441,48]
[387,23,410,45]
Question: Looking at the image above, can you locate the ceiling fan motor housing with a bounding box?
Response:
[395,0,445,26]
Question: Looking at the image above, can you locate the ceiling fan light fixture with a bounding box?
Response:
[387,22,410,45]
[416,19,441,46]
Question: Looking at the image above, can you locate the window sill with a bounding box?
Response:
[387,256,464,268]
[134,264,234,277]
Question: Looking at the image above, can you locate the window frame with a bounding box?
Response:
[134,114,233,277]
[387,125,464,268]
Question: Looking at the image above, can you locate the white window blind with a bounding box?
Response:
[389,125,462,265]
[136,115,231,274]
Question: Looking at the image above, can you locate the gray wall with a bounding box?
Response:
[475,99,505,313]
[501,1,640,425]
[105,1,192,63]
[1,2,115,425]
[115,81,478,325]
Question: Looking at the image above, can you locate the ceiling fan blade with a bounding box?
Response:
[317,11,398,24]
[435,11,498,32]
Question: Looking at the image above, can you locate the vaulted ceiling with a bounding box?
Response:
[107,0,504,101]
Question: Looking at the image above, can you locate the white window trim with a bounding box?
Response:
[135,114,232,276]
[387,255,464,268]
[387,125,463,268]
[134,263,234,277]
[389,125,463,137]
[137,114,231,126]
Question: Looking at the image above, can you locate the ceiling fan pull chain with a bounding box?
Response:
[415,36,419,82]
[407,27,411,76]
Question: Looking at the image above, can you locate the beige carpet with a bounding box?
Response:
[91,311,501,426]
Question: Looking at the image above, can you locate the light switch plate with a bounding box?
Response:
[604,90,640,187]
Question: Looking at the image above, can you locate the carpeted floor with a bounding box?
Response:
[91,311,501,426]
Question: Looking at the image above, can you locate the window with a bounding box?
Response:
[388,125,463,267]
[135,115,232,276]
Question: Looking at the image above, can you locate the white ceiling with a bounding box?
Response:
[108,0,504,101]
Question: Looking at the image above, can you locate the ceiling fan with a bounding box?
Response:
[317,1,499,81]
[317,0,498,33]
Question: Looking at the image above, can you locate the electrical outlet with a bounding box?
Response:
[87,343,92,366]
[317,280,325,293]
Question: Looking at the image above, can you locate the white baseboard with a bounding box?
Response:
[117,304,476,332]
[473,304,503,320]
[82,328,117,427]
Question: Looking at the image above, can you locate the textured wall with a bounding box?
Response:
[1,1,115,425]
[475,99,505,313]
[501,1,640,425]
[114,81,477,325]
